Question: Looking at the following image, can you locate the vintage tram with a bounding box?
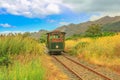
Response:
[46,30,65,54]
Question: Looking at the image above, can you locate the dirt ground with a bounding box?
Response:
[41,54,69,80]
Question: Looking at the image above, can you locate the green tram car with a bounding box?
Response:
[46,30,65,54]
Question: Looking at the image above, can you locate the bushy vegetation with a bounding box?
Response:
[65,33,120,68]
[0,54,46,80]
[0,34,46,80]
[85,24,102,37]
[39,34,47,43]
[0,34,44,66]
[66,24,116,40]
[0,35,43,55]
[70,42,89,55]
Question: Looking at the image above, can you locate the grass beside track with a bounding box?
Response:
[0,35,46,80]
[65,33,120,73]
[0,35,43,56]
[0,35,68,80]
[0,54,46,80]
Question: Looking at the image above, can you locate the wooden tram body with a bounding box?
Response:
[46,30,65,54]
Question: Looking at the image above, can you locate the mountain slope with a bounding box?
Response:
[56,16,120,37]
[30,30,48,39]
[102,21,120,32]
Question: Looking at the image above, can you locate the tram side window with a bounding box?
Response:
[55,34,60,38]
[50,34,61,39]
[50,35,55,40]
[52,34,59,39]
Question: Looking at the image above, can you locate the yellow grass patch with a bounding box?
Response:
[41,54,69,80]
[65,33,120,74]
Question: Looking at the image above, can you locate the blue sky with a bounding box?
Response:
[0,0,120,33]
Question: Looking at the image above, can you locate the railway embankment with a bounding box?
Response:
[52,54,120,80]
[65,33,120,76]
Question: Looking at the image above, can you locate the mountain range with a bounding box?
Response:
[56,16,120,37]
[30,16,120,39]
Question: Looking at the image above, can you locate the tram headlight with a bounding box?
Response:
[56,45,59,48]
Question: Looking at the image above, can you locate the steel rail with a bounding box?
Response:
[52,56,83,80]
[63,55,112,80]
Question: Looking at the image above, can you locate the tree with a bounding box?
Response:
[85,24,102,37]
[23,32,31,37]
[39,34,46,43]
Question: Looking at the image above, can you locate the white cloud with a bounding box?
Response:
[0,23,15,28]
[59,22,70,26]
[63,0,120,19]
[46,4,60,14]
[47,19,56,23]
[0,0,120,18]
[0,0,63,18]
[63,0,120,13]
[0,30,37,35]
[90,13,120,21]
[0,31,24,35]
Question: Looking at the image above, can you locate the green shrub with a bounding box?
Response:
[0,59,46,80]
[70,42,89,55]
[39,34,46,43]
[0,35,44,66]
[0,55,11,67]
[0,35,46,80]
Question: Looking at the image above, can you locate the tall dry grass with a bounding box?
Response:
[65,34,120,68]
[0,54,46,80]
[0,35,46,80]
[0,35,43,55]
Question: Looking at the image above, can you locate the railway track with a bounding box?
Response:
[52,54,112,80]
[52,55,83,80]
